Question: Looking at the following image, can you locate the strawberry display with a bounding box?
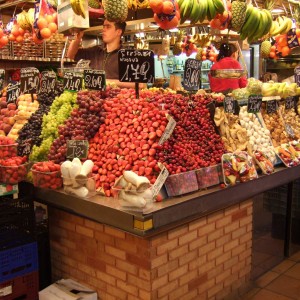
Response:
[0,156,28,184]
[0,136,18,159]
[31,161,62,189]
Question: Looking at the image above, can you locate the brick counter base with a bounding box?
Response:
[48,199,252,300]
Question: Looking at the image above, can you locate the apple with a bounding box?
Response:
[7,103,17,110]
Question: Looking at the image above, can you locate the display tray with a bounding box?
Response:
[210,69,247,79]
[31,165,300,236]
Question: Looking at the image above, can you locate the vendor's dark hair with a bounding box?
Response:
[217,43,238,61]
[114,21,126,36]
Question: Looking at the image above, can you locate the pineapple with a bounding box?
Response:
[88,0,100,9]
[261,40,272,58]
[195,48,203,61]
[103,0,128,22]
[230,0,247,32]
[172,31,184,56]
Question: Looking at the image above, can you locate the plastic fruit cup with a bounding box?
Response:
[31,169,62,190]
[0,162,30,184]
[0,143,18,159]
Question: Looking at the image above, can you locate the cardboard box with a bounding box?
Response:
[39,279,97,300]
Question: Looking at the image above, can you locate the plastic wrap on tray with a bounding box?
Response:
[196,164,221,189]
[222,151,258,186]
[164,171,198,197]
[275,143,300,167]
[253,151,275,175]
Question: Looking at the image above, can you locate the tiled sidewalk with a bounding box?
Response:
[243,251,300,299]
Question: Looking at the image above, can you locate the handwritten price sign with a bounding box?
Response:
[40,71,56,94]
[266,100,279,114]
[118,49,155,83]
[183,58,201,91]
[6,81,20,104]
[159,115,176,145]
[63,72,83,92]
[247,95,262,113]
[84,69,106,91]
[66,140,89,159]
[20,67,40,94]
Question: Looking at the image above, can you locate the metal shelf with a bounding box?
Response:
[0,0,35,10]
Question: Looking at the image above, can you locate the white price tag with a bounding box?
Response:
[158,115,176,145]
[152,163,169,198]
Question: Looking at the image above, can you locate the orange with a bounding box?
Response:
[277,36,288,47]
[11,25,20,37]
[8,34,16,41]
[162,1,174,15]
[48,22,58,33]
[45,14,54,23]
[40,28,52,39]
[32,33,43,44]
[37,17,48,30]
[281,46,291,57]
[296,28,300,38]
[149,0,164,14]
[202,55,207,60]
[0,35,8,47]
[269,51,276,58]
[0,29,3,38]
[18,27,25,36]
[15,35,24,43]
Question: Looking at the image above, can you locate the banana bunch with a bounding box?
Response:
[70,0,86,18]
[191,33,212,47]
[178,0,224,24]
[269,16,293,37]
[239,5,273,44]
[127,0,149,10]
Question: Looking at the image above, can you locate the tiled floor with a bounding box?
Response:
[243,251,300,300]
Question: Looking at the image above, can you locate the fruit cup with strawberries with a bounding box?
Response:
[0,156,29,184]
[0,136,18,159]
[31,161,62,189]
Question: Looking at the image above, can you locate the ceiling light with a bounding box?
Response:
[271,8,285,13]
[149,23,159,28]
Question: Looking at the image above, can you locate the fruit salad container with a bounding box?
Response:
[164,170,198,197]
[275,143,300,167]
[0,162,30,184]
[196,164,222,189]
[253,151,275,175]
[222,151,258,186]
[31,170,62,190]
[0,143,18,159]
[62,173,96,198]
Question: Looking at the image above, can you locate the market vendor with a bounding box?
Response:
[67,19,135,89]
[208,43,248,93]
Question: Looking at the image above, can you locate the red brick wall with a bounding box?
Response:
[48,199,252,299]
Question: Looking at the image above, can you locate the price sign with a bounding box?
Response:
[6,81,20,104]
[152,163,169,198]
[0,69,4,90]
[63,72,83,92]
[294,66,300,86]
[285,96,297,110]
[18,138,32,156]
[40,71,56,94]
[287,28,299,49]
[183,58,201,91]
[76,59,91,68]
[266,100,278,114]
[158,115,176,145]
[247,95,262,113]
[118,49,155,83]
[285,124,295,138]
[66,140,89,159]
[224,96,237,114]
[84,69,106,91]
[20,67,40,94]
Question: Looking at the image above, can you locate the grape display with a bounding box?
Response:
[48,90,106,163]
[29,91,77,162]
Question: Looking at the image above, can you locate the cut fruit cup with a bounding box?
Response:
[253,151,275,175]
[62,173,96,198]
[31,169,62,190]
[0,162,31,184]
[0,143,18,159]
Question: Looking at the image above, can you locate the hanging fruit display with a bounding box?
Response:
[128,0,149,10]
[102,0,128,22]
[150,0,180,30]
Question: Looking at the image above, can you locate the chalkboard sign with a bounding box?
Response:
[266,100,278,114]
[84,69,106,91]
[63,72,83,92]
[40,71,56,94]
[6,81,20,104]
[20,67,40,94]
[287,28,299,49]
[294,66,300,86]
[285,124,295,138]
[224,96,237,114]
[0,69,4,90]
[285,96,298,110]
[118,49,154,83]
[66,140,89,159]
[183,58,201,91]
[247,95,262,113]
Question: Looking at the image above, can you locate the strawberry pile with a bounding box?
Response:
[0,156,28,184]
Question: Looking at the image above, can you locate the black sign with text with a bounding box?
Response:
[118,49,154,83]
[247,95,262,113]
[66,140,89,159]
[84,69,106,91]
[40,71,56,94]
[224,96,238,114]
[63,72,83,92]
[0,69,4,90]
[287,28,299,49]
[183,58,201,91]
[285,96,298,110]
[6,81,20,104]
[20,67,40,94]
[266,100,279,114]
[294,66,300,86]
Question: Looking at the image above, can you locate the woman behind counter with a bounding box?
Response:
[208,43,248,93]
